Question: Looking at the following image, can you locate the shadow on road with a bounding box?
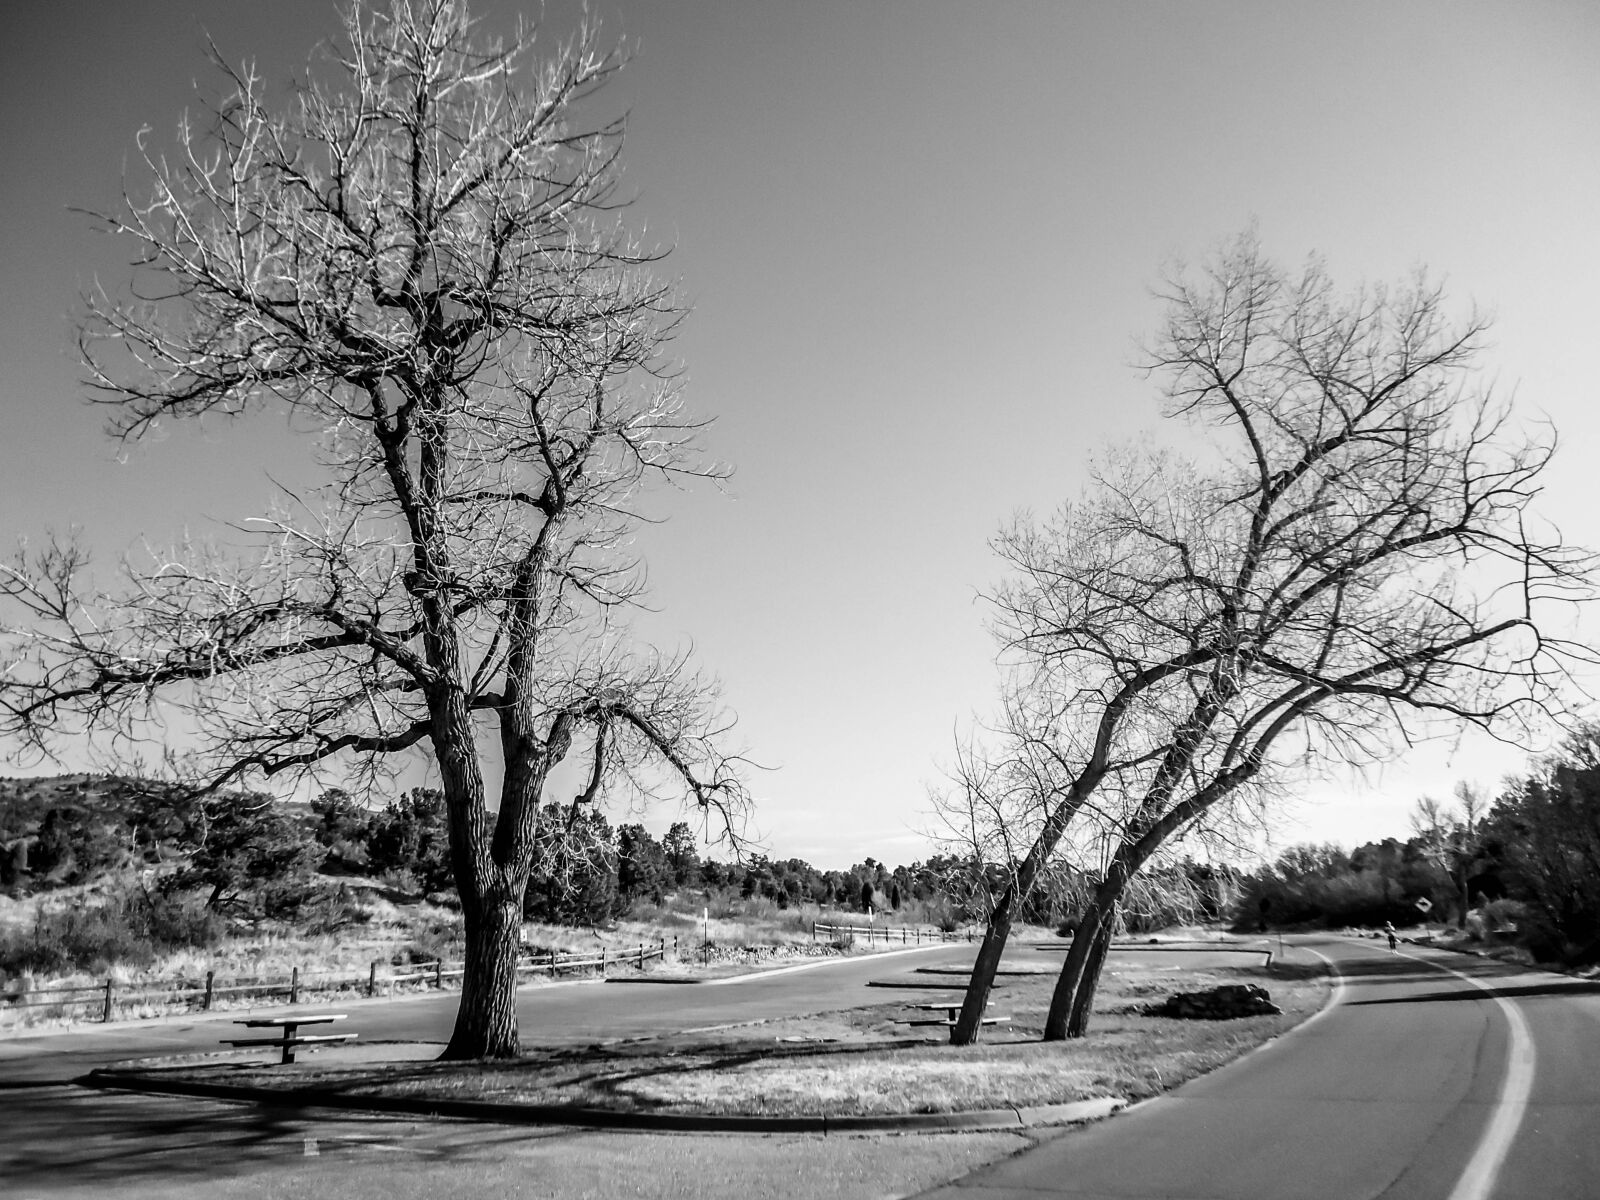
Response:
[1346,979,1600,1007]
[0,1085,536,1189]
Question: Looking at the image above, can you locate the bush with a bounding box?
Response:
[391,917,462,967]
[139,890,229,951]
[1479,898,1527,935]
[0,883,233,980]
[1,903,151,976]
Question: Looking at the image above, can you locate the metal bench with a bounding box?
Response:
[222,1013,355,1064]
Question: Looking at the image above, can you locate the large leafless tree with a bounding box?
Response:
[948,235,1591,1045]
[0,0,748,1059]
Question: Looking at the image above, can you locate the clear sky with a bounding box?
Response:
[2,1,1597,867]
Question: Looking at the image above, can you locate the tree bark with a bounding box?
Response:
[1066,907,1116,1038]
[950,884,1015,1045]
[1043,892,1109,1040]
[441,890,523,1060]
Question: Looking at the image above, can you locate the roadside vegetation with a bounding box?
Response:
[1238,723,1600,971]
[0,772,1230,999]
[0,772,983,1023]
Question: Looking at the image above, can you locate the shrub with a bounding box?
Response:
[0,902,152,976]
[138,889,229,951]
[391,917,462,966]
[1479,898,1527,935]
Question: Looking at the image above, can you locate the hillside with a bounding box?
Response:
[0,773,287,894]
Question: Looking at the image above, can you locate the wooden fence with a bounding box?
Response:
[811,921,972,946]
[0,936,678,1026]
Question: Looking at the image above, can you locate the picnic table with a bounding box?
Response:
[900,999,1011,1028]
[221,1012,355,1064]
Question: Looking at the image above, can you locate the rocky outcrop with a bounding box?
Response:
[1149,983,1281,1019]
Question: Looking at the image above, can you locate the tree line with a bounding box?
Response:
[1240,724,1600,967]
[0,774,980,931]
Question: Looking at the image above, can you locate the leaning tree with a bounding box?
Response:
[948,235,1591,1045]
[0,0,747,1059]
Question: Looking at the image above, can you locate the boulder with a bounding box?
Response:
[1150,983,1280,1020]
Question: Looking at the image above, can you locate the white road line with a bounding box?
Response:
[704,942,955,985]
[1397,953,1537,1200]
[1296,944,1347,1034]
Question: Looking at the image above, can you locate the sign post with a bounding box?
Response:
[1415,895,1433,938]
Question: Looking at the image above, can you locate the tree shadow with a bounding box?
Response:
[1,1085,537,1188]
[1346,979,1600,1007]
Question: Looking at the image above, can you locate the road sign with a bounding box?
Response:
[1414,897,1433,914]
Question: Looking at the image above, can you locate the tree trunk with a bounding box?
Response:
[950,885,1014,1046]
[951,772,1108,1046]
[1066,908,1116,1038]
[441,892,523,1060]
[1043,893,1109,1040]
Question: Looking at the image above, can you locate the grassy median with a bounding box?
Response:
[132,954,1329,1118]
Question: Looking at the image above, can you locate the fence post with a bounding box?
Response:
[368,961,378,998]
[203,970,215,1012]
[434,960,443,990]
[102,977,114,1022]
[290,966,300,1005]
[600,947,607,976]
[549,949,557,978]
[638,942,644,968]
[659,935,665,963]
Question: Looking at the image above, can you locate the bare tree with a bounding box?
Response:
[0,0,748,1059]
[950,234,1591,1045]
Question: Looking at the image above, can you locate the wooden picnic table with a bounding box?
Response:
[222,1012,355,1064]
[900,999,1010,1028]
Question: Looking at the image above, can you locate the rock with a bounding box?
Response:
[1149,983,1281,1020]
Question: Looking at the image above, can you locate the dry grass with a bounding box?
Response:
[3,889,968,1030]
[137,957,1329,1117]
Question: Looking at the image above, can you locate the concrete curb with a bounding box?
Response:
[82,1066,1124,1135]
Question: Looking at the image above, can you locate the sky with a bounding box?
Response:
[2,1,1598,868]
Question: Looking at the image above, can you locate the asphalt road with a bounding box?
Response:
[913,936,1600,1200]
[1,940,983,1083]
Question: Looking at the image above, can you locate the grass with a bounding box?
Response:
[131,954,1329,1118]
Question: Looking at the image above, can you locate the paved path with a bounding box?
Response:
[0,941,977,1082]
[912,937,1600,1200]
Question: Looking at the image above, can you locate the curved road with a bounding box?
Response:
[5,937,1596,1198]
[915,935,1600,1200]
[1,940,980,1083]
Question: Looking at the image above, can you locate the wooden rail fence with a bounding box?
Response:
[811,921,972,946]
[0,936,678,1026]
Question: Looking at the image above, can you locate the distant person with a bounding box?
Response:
[1384,921,1397,952]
